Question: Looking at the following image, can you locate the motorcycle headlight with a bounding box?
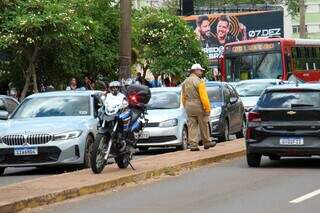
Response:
[159,119,178,128]
[53,130,82,141]
[210,107,222,117]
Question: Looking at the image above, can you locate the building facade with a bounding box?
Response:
[133,0,166,9]
[292,0,320,39]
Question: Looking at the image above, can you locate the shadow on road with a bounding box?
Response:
[134,147,178,156]
[261,157,320,169]
[3,166,82,177]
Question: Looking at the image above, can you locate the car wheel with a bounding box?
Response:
[236,118,246,139]
[177,127,188,150]
[0,167,5,176]
[247,153,261,167]
[269,155,281,161]
[84,135,94,168]
[218,120,229,142]
[138,147,149,152]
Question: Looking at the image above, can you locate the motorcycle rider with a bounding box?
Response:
[105,81,126,107]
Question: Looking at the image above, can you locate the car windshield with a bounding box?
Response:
[147,91,180,110]
[258,91,320,108]
[235,81,276,97]
[13,96,90,119]
[206,86,222,102]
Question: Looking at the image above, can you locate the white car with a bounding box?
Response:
[136,88,188,151]
[0,91,101,175]
[234,79,284,113]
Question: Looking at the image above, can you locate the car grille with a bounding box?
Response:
[1,134,53,146]
[138,135,177,143]
[145,122,159,127]
[0,147,61,164]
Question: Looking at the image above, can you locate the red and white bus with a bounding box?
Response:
[221,38,320,82]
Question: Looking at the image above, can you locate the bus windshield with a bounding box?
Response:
[225,51,283,82]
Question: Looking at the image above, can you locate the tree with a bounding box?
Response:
[133,9,208,80]
[0,0,119,98]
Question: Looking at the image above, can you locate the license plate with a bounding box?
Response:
[14,147,38,156]
[139,132,150,139]
[279,137,304,146]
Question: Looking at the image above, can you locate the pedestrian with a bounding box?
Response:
[136,72,143,85]
[66,77,78,90]
[164,77,171,87]
[150,74,162,88]
[181,64,216,151]
[84,75,95,90]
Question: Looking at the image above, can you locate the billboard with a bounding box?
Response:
[183,10,284,64]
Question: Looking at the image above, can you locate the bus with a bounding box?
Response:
[221,38,320,82]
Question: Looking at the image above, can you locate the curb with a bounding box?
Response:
[0,149,245,213]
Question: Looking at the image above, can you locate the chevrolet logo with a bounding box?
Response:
[287,111,296,115]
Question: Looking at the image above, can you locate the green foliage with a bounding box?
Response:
[0,0,119,89]
[133,9,208,78]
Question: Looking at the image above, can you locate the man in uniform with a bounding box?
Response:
[182,64,216,151]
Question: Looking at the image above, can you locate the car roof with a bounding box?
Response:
[205,81,226,87]
[26,90,102,98]
[235,79,281,84]
[150,87,181,92]
[265,83,320,92]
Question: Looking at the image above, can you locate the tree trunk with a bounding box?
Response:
[299,0,306,38]
[20,47,39,100]
[32,65,38,93]
[119,0,132,80]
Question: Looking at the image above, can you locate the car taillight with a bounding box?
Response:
[248,111,261,122]
[246,127,252,139]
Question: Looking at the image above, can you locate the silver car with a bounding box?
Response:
[234,79,283,113]
[0,91,101,175]
[136,87,188,151]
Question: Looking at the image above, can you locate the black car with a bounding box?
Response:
[206,81,246,142]
[246,83,320,167]
[0,95,19,119]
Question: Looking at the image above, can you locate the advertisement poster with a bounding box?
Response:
[183,10,284,64]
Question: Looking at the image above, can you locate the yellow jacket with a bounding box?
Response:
[182,74,211,113]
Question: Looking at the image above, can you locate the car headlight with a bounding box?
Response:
[53,130,83,141]
[210,107,222,117]
[159,119,178,127]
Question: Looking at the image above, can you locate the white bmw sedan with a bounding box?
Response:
[0,91,101,175]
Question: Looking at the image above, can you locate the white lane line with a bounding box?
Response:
[290,189,320,204]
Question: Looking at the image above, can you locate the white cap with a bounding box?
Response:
[190,63,205,71]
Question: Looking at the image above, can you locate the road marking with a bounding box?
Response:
[290,189,320,204]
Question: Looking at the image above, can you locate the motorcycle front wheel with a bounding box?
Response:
[115,153,131,169]
[90,134,109,174]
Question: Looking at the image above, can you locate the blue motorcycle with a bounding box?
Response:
[90,85,150,174]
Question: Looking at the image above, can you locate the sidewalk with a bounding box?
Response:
[0,139,245,213]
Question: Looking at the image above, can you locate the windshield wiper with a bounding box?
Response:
[291,104,314,108]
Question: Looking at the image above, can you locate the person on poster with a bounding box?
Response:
[212,15,247,46]
[194,15,216,48]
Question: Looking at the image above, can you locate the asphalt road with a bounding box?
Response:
[0,147,177,187]
[31,156,320,213]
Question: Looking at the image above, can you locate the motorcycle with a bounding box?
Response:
[90,84,151,174]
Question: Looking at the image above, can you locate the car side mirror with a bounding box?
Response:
[230,97,238,104]
[0,110,9,120]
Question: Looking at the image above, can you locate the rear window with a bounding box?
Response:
[258,90,320,108]
[206,86,222,102]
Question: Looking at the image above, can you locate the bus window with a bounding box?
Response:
[225,52,282,81]
[285,53,292,78]
[317,48,320,69]
[292,47,297,59]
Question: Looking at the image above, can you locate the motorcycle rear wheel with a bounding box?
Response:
[90,134,109,174]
